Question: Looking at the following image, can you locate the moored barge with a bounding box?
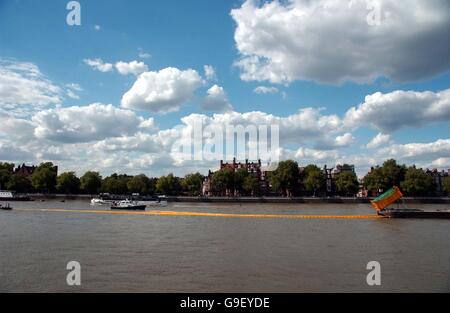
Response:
[372,187,450,219]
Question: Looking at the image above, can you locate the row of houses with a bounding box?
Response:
[202,159,356,197]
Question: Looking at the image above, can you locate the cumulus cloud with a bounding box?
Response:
[344,89,450,133]
[378,139,450,163]
[115,61,149,76]
[83,58,114,72]
[121,67,203,113]
[254,86,279,94]
[32,103,152,143]
[231,0,450,84]
[367,133,392,149]
[0,59,62,117]
[201,85,234,113]
[204,65,217,81]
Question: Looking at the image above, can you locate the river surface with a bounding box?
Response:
[0,200,449,293]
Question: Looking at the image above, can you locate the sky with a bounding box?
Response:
[0,0,449,177]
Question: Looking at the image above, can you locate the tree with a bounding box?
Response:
[363,167,387,195]
[0,162,14,189]
[243,175,260,196]
[56,172,80,194]
[303,165,325,197]
[6,174,32,193]
[234,169,249,196]
[269,160,300,197]
[127,174,152,195]
[401,167,433,196]
[211,168,235,196]
[156,174,182,196]
[80,171,103,194]
[335,172,359,196]
[101,174,128,194]
[381,159,406,187]
[442,176,450,196]
[31,162,57,193]
[182,173,204,196]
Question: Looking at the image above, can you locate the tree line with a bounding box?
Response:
[0,159,449,197]
[0,162,205,196]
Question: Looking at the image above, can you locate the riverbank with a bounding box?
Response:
[11,194,450,204]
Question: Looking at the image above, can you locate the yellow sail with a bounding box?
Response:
[371,187,403,211]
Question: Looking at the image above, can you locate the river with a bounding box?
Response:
[0,200,448,292]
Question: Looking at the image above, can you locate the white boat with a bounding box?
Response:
[111,199,146,211]
[90,198,108,206]
[146,196,168,207]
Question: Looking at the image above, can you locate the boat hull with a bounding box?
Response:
[379,210,450,219]
[111,205,147,211]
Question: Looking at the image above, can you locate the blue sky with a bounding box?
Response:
[0,0,449,177]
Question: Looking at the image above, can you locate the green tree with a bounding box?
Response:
[156,173,182,196]
[401,167,433,196]
[101,174,128,194]
[80,171,103,194]
[31,162,57,193]
[303,165,325,197]
[442,176,450,196]
[127,174,152,195]
[335,172,359,196]
[182,173,204,196]
[0,162,15,189]
[363,167,387,195]
[211,168,235,196]
[243,175,260,196]
[6,174,32,193]
[381,159,406,187]
[56,172,80,194]
[269,160,300,197]
[234,169,249,196]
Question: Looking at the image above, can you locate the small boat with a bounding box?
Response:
[91,198,108,206]
[372,187,450,219]
[0,203,12,211]
[111,199,146,211]
[146,196,168,207]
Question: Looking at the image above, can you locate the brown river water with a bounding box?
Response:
[0,200,449,293]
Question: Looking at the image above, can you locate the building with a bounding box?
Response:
[13,163,58,178]
[203,158,266,196]
[424,168,449,195]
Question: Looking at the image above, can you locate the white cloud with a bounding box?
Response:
[138,48,151,59]
[344,89,450,133]
[121,67,203,114]
[378,139,450,163]
[115,61,149,76]
[431,157,450,168]
[254,86,279,94]
[231,0,450,84]
[201,85,234,113]
[367,133,392,149]
[0,59,62,117]
[83,58,114,72]
[32,103,152,143]
[204,65,217,81]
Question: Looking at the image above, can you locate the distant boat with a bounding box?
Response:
[372,187,450,219]
[146,196,168,207]
[0,203,12,211]
[111,200,146,211]
[0,190,31,201]
[90,198,108,206]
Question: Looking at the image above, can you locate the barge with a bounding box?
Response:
[372,187,450,219]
